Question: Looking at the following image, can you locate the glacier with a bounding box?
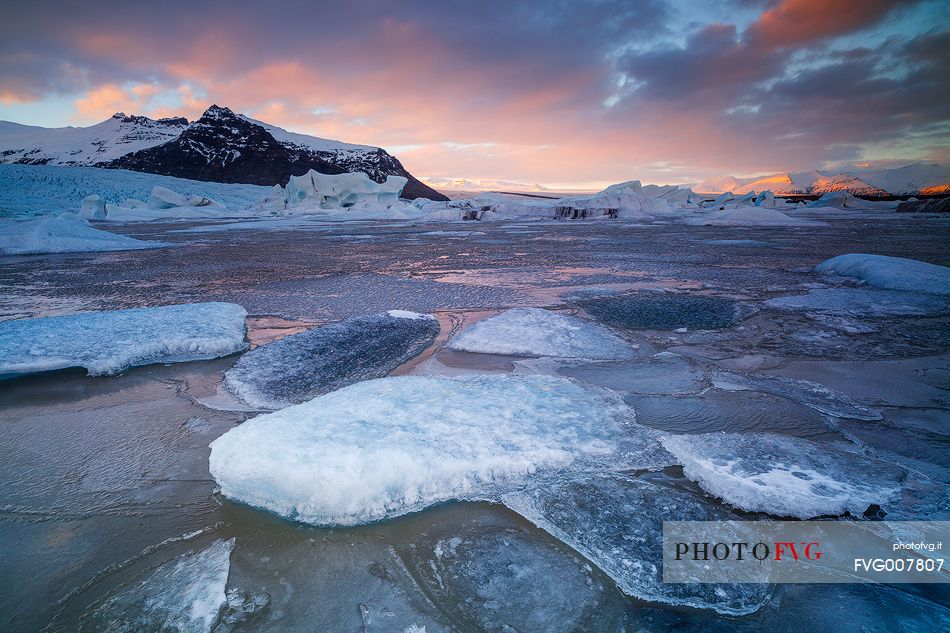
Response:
[79,538,234,633]
[446,308,635,360]
[0,302,248,378]
[502,473,772,615]
[224,311,440,410]
[661,433,905,518]
[208,374,670,526]
[815,254,950,296]
[0,212,168,255]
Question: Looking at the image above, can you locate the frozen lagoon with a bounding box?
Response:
[1,214,949,631]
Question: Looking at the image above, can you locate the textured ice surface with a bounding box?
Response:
[687,207,825,226]
[662,433,905,518]
[765,287,950,316]
[0,212,167,255]
[562,352,707,395]
[447,308,634,360]
[209,374,669,526]
[712,370,883,420]
[79,538,234,633]
[580,293,743,330]
[224,311,439,409]
[816,254,950,295]
[503,473,772,615]
[0,302,247,377]
[408,516,627,631]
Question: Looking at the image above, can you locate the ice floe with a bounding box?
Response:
[764,288,950,316]
[209,374,669,526]
[79,538,234,633]
[661,433,905,518]
[579,293,744,330]
[0,302,248,377]
[224,311,439,409]
[503,473,772,614]
[711,370,883,420]
[446,308,635,360]
[0,212,168,255]
[686,207,826,227]
[816,254,950,295]
[561,352,707,395]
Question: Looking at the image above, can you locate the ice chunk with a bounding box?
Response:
[0,213,168,255]
[0,302,248,378]
[754,190,775,207]
[711,370,882,420]
[147,185,191,209]
[80,194,106,219]
[278,169,407,210]
[224,311,439,410]
[764,287,950,316]
[209,374,669,526]
[661,433,905,518]
[503,473,772,615]
[446,308,634,360]
[816,254,950,296]
[561,352,707,395]
[688,207,826,226]
[580,293,743,330]
[80,538,234,633]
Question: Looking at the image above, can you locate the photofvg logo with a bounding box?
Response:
[662,521,949,584]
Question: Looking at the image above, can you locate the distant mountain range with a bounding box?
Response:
[696,163,950,196]
[0,105,447,200]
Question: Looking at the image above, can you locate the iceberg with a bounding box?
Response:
[815,254,950,296]
[224,311,440,410]
[687,207,825,226]
[711,370,882,420]
[446,308,635,360]
[80,538,234,633]
[276,169,407,210]
[0,213,168,255]
[503,473,772,615]
[0,302,248,378]
[661,433,905,518]
[209,374,669,526]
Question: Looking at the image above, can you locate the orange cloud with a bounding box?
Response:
[748,0,911,49]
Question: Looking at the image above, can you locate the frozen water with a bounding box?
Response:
[816,254,950,295]
[561,352,707,395]
[579,293,743,330]
[209,374,669,526]
[446,308,635,360]
[661,433,905,518]
[224,311,440,409]
[79,538,234,633]
[407,516,626,631]
[712,370,882,420]
[764,287,950,316]
[0,302,247,377]
[502,473,772,615]
[0,213,168,255]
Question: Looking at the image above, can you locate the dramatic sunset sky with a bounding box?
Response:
[1,0,947,189]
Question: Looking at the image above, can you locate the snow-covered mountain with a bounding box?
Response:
[696,163,949,196]
[0,106,447,200]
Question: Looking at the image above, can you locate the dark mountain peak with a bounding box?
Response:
[111,112,127,119]
[157,116,189,126]
[200,104,237,120]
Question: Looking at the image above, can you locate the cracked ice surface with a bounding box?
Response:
[224,311,439,409]
[0,302,247,377]
[209,374,671,526]
[502,473,772,615]
[662,433,905,518]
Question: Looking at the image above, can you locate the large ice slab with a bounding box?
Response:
[224,311,439,409]
[816,254,950,295]
[209,374,669,526]
[711,370,882,420]
[0,213,168,255]
[503,474,772,615]
[277,169,407,209]
[0,302,248,377]
[764,287,950,316]
[80,538,234,633]
[446,308,634,360]
[661,433,905,518]
[579,293,743,330]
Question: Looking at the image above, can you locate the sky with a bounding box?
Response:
[0,0,947,189]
